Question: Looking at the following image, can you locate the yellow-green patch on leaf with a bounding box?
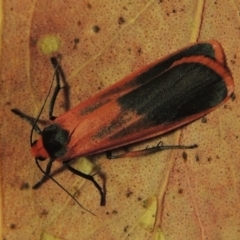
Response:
[38,35,61,55]
[139,196,157,232]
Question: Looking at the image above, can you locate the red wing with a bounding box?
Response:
[57,40,226,120]
[55,55,234,161]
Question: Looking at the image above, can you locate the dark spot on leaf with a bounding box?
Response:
[182,151,187,161]
[118,16,125,25]
[74,38,80,44]
[20,182,29,190]
[126,188,133,197]
[178,188,183,194]
[112,210,118,214]
[40,209,49,217]
[73,38,80,49]
[10,224,16,229]
[92,25,100,33]
[124,225,129,232]
[195,155,200,162]
[207,157,212,162]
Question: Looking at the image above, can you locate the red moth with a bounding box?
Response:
[12,40,234,210]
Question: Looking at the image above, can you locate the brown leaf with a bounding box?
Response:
[1,1,240,240]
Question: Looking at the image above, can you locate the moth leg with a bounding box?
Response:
[34,158,96,215]
[63,161,106,206]
[49,57,66,120]
[106,141,198,159]
[32,158,54,189]
[11,58,66,128]
[11,109,41,134]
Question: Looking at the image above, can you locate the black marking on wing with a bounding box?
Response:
[80,43,220,115]
[109,62,227,139]
[118,62,227,124]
